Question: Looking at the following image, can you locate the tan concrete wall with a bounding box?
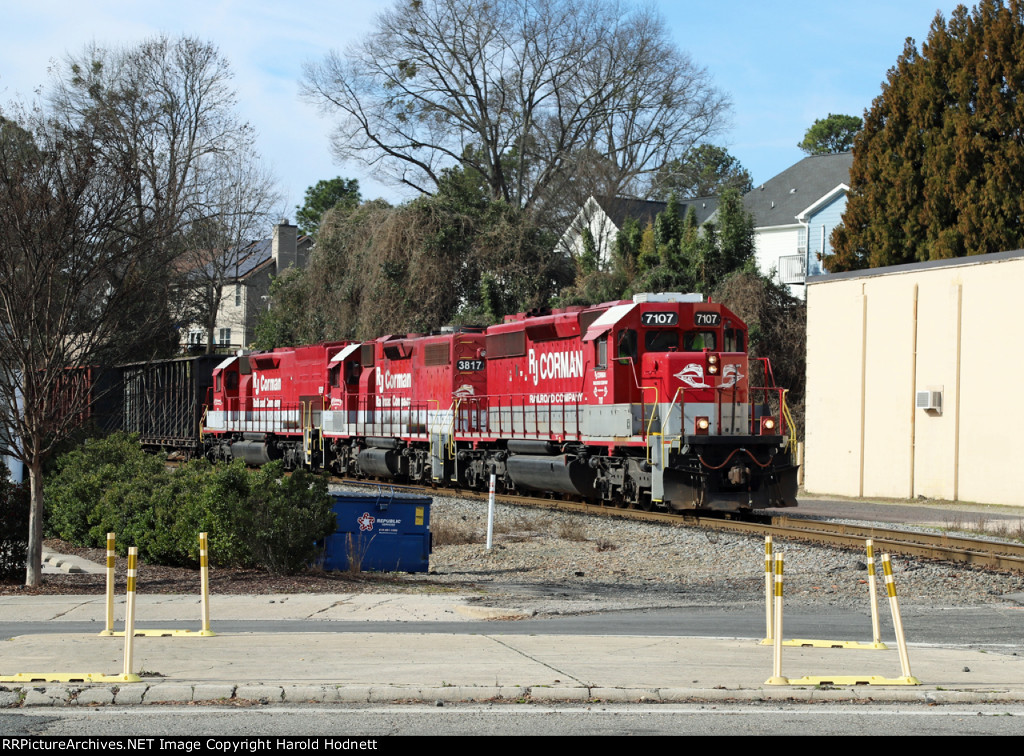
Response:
[805,253,1024,506]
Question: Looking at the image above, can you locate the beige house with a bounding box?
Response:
[804,249,1024,506]
[181,221,310,352]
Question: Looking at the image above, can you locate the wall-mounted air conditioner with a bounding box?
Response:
[916,389,942,414]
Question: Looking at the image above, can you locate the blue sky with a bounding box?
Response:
[0,0,969,216]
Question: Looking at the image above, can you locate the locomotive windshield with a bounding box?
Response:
[644,330,679,352]
[683,331,717,350]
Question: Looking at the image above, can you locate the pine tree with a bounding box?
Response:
[828,0,1024,271]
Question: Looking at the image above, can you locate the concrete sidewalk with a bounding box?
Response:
[2,591,1023,707]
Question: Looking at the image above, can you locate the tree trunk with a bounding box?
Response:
[25,457,44,587]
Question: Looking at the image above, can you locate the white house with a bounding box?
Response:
[558,195,719,267]
[743,152,853,297]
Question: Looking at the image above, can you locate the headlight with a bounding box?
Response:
[696,416,710,435]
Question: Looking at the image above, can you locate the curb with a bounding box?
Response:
[3,682,1023,707]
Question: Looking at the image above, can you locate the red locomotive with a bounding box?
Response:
[201,293,798,513]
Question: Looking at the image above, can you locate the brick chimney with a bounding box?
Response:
[272,220,297,271]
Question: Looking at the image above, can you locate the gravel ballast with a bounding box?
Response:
[417,492,1024,616]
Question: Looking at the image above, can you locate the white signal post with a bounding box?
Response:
[486,473,496,550]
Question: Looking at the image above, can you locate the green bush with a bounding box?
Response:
[45,436,336,574]
[45,433,168,549]
[237,464,335,576]
[0,460,30,580]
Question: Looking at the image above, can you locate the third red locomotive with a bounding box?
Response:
[201,292,798,513]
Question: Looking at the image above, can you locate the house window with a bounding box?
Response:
[188,330,204,345]
[234,283,241,307]
[219,328,232,346]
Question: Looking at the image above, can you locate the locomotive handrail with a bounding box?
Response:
[661,387,687,458]
[782,389,797,458]
[643,386,659,460]
[449,399,459,459]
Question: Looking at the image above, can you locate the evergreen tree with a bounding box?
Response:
[797,114,862,155]
[650,144,752,199]
[828,0,1024,271]
[295,177,361,237]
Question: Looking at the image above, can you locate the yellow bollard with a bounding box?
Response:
[865,540,886,648]
[766,553,788,684]
[103,532,216,638]
[767,551,921,687]
[99,533,116,636]
[882,554,920,684]
[199,532,215,636]
[0,542,140,684]
[122,548,138,680]
[762,536,773,644]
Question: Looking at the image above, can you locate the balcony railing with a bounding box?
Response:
[778,254,806,285]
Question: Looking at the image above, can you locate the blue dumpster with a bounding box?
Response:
[321,488,432,573]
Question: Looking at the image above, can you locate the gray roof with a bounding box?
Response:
[743,152,853,228]
[597,195,720,229]
[224,239,274,280]
[194,235,310,282]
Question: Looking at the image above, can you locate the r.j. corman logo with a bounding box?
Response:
[357,512,375,531]
[721,364,744,388]
[382,370,412,391]
[253,372,282,396]
[675,363,708,388]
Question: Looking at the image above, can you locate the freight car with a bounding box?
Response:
[120,355,221,455]
[201,292,799,514]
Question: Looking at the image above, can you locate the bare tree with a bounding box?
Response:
[302,0,729,221]
[0,36,279,586]
[0,107,168,586]
[176,153,283,352]
[48,36,281,347]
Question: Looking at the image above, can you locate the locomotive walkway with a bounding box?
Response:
[0,551,1022,707]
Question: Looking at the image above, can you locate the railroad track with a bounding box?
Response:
[338,479,1024,574]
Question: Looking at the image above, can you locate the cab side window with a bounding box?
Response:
[617,329,638,362]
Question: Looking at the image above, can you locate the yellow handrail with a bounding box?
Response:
[781,389,797,462]
[643,385,659,464]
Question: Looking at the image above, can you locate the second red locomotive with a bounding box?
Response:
[202,292,798,513]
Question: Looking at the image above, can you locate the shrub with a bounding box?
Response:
[0,460,29,580]
[235,464,335,576]
[45,438,336,574]
[45,432,168,549]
